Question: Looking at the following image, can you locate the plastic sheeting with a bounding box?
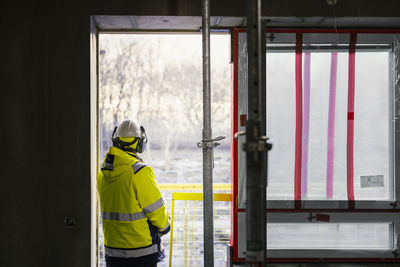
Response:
[326,51,338,199]
[237,32,398,207]
[234,30,400,259]
[237,32,248,208]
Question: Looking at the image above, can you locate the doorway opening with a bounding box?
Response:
[97,33,232,266]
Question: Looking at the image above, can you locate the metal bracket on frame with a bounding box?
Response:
[243,136,272,152]
[235,131,273,152]
[307,212,331,223]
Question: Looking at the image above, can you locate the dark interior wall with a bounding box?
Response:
[1,2,93,266]
[1,1,400,266]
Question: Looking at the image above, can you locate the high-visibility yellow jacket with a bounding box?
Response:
[97,146,170,258]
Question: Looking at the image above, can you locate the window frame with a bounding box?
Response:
[231,28,400,262]
[236,212,399,259]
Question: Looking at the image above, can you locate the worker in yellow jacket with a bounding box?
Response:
[97,119,170,267]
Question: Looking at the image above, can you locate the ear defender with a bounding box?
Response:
[136,139,143,153]
[137,126,148,153]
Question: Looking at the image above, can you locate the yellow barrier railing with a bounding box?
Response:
[168,192,231,267]
[158,183,231,191]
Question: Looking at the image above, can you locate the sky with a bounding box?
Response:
[100,33,231,66]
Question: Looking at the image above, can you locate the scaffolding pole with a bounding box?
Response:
[245,0,269,266]
[201,0,214,266]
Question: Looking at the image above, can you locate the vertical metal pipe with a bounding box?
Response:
[201,0,214,266]
[246,0,266,266]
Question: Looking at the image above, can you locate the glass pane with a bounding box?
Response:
[266,51,352,200]
[354,52,390,200]
[307,52,349,200]
[268,223,391,249]
[266,52,296,200]
[264,37,392,201]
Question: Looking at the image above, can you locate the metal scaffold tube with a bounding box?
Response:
[245,0,269,266]
[198,1,225,264]
[201,0,214,266]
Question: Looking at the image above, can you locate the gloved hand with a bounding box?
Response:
[159,225,170,236]
[159,218,171,236]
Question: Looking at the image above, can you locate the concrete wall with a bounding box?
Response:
[1,0,400,266]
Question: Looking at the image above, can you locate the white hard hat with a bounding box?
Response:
[112,119,147,153]
[115,119,141,138]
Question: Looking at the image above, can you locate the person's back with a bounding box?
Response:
[97,119,170,267]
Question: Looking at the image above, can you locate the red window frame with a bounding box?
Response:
[230,27,400,263]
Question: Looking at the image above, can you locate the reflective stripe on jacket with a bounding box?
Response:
[97,146,170,255]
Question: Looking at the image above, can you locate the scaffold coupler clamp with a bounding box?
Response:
[197,136,226,149]
[243,136,272,152]
[197,136,226,169]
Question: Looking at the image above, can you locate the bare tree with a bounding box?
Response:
[99,35,231,162]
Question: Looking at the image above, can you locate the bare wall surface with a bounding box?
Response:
[1,0,400,266]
